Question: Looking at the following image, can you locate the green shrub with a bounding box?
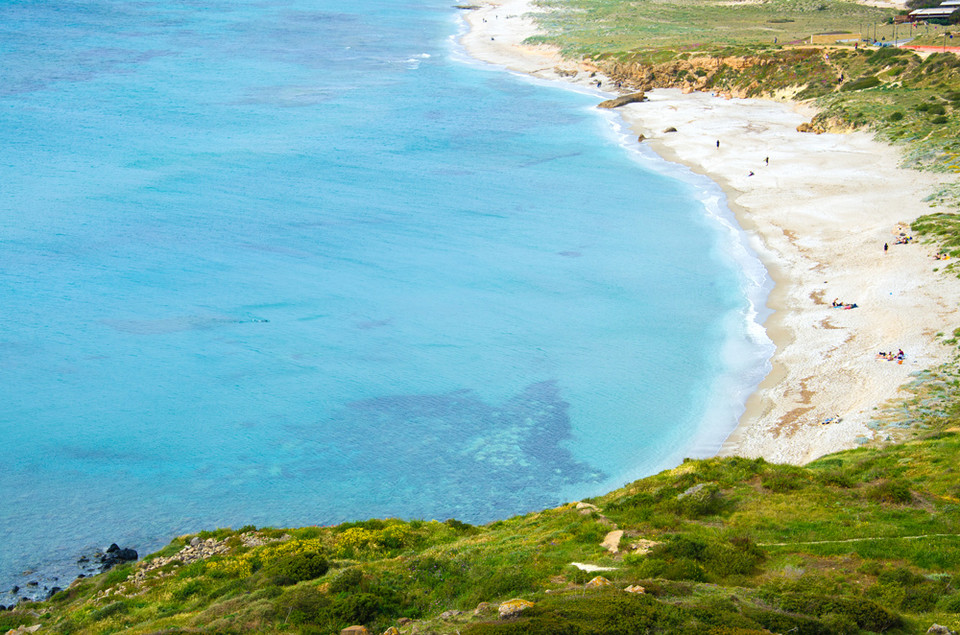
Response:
[0,614,35,631]
[333,592,382,625]
[888,111,905,122]
[937,591,960,612]
[171,579,205,601]
[866,479,913,503]
[840,75,881,92]
[869,567,946,612]
[329,567,364,593]
[264,551,329,585]
[661,558,707,582]
[99,564,133,587]
[463,593,684,634]
[820,612,859,634]
[88,600,128,621]
[932,115,949,124]
[816,468,854,487]
[276,585,332,626]
[761,467,810,492]
[767,592,902,632]
[574,521,609,544]
[741,606,831,635]
[444,518,475,533]
[676,482,725,517]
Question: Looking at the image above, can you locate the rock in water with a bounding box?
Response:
[597,92,647,109]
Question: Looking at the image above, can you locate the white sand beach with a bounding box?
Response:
[460,0,960,464]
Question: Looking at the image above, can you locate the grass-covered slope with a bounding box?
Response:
[3,416,958,634]
[529,0,894,54]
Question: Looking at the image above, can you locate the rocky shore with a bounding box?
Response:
[1,544,137,609]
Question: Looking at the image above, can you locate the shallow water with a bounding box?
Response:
[0,0,770,599]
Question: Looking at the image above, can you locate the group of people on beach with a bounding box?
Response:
[831,298,858,309]
[877,349,906,362]
[933,251,951,260]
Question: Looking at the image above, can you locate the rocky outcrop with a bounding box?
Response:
[75,543,138,579]
[575,502,600,514]
[598,55,764,95]
[601,530,623,553]
[585,576,611,588]
[597,92,646,109]
[498,598,534,619]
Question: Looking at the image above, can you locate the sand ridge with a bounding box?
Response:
[460,0,960,464]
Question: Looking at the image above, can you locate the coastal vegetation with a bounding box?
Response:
[4,404,958,633]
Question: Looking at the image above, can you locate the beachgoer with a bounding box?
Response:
[832,298,840,307]
[764,157,769,165]
[884,243,888,253]
[748,171,754,177]
[716,140,720,148]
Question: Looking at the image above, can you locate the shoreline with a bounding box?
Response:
[459,0,960,465]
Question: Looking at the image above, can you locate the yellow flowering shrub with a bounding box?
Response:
[377,523,411,549]
[261,538,326,565]
[335,528,377,557]
[207,551,259,578]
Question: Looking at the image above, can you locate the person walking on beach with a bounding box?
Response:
[884,242,889,253]
[716,140,720,148]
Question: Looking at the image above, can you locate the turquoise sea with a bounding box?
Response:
[0,0,772,599]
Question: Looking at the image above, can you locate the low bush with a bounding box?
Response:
[329,567,364,594]
[840,75,881,92]
[761,467,810,492]
[765,591,902,632]
[463,593,684,634]
[275,585,332,626]
[264,551,329,586]
[676,482,726,517]
[171,579,205,601]
[866,479,913,504]
[88,600,128,621]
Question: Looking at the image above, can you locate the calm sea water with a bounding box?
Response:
[0,0,771,598]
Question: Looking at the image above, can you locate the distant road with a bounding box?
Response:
[901,44,960,53]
